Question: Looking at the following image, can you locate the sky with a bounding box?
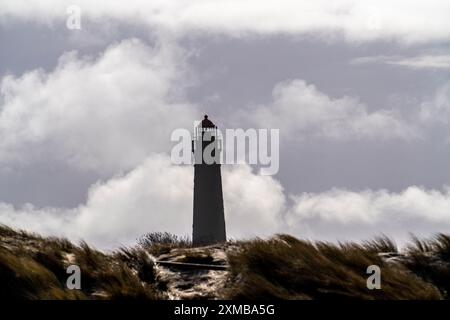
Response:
[0,0,450,249]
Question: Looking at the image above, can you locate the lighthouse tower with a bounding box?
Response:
[192,115,226,246]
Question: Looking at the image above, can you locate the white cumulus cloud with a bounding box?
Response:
[0,38,197,174]
[222,164,286,239]
[241,79,418,141]
[2,155,450,249]
[0,156,287,249]
[288,186,450,245]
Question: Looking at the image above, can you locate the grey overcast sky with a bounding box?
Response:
[1,1,450,248]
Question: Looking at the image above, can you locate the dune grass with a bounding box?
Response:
[226,234,442,300]
[0,225,163,300]
[2,225,450,300]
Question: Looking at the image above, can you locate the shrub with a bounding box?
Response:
[138,232,191,255]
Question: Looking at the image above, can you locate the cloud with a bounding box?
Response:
[2,158,450,248]
[0,155,192,248]
[0,38,197,174]
[1,0,450,44]
[287,186,450,245]
[222,164,286,239]
[0,155,287,249]
[351,54,450,69]
[240,79,417,141]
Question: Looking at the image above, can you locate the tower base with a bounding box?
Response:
[193,164,226,246]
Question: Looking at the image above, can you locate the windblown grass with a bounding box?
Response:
[2,225,450,300]
[403,234,450,298]
[226,234,441,300]
[0,225,163,300]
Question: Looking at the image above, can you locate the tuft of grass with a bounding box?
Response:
[98,264,159,300]
[403,234,450,298]
[115,247,157,283]
[408,235,434,253]
[363,235,398,253]
[434,234,450,260]
[0,246,85,300]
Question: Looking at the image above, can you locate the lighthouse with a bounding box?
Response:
[192,115,226,246]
